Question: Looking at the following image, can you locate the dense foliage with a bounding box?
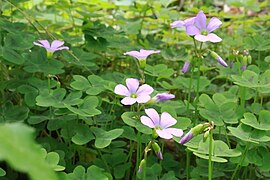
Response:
[0,0,270,179]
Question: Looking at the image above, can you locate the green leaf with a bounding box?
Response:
[4,33,35,50]
[145,64,174,80]
[0,102,29,122]
[190,139,241,163]
[45,151,65,171]
[121,112,152,134]
[0,123,57,180]
[241,111,270,130]
[65,96,101,117]
[198,93,239,126]
[36,88,66,108]
[2,47,25,65]
[23,50,64,75]
[17,85,39,107]
[72,124,95,145]
[228,124,270,143]
[91,127,123,148]
[0,168,6,177]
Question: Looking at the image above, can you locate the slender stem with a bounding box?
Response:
[186,149,191,180]
[231,144,250,180]
[208,130,213,180]
[194,60,201,123]
[186,65,194,113]
[240,86,246,109]
[143,140,154,180]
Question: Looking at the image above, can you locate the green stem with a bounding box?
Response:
[143,140,154,180]
[194,60,201,123]
[231,144,250,180]
[208,130,213,180]
[186,65,194,114]
[186,149,191,180]
[240,86,246,109]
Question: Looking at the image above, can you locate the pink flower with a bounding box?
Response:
[114,78,154,105]
[33,40,69,52]
[124,49,160,60]
[186,11,222,43]
[140,108,183,139]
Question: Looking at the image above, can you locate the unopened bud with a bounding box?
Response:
[247,55,252,64]
[179,130,193,144]
[203,130,209,142]
[182,62,190,73]
[210,51,228,67]
[138,159,146,174]
[152,142,163,160]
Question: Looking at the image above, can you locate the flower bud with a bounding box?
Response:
[210,51,228,67]
[138,159,146,174]
[152,142,163,160]
[247,55,252,64]
[203,130,209,142]
[153,93,175,102]
[181,62,190,73]
[179,130,193,144]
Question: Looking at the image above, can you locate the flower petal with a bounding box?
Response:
[166,128,183,137]
[195,11,207,30]
[217,56,228,67]
[137,84,153,96]
[136,95,151,104]
[194,34,209,42]
[114,84,130,96]
[160,112,177,129]
[55,46,69,51]
[207,17,222,32]
[126,78,139,93]
[121,97,136,105]
[207,33,222,43]
[186,25,200,36]
[184,17,196,26]
[156,129,173,139]
[145,108,160,126]
[170,20,185,28]
[34,40,50,49]
[140,115,155,128]
[51,40,64,50]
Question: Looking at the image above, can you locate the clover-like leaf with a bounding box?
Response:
[198,93,239,126]
[121,112,152,135]
[0,123,57,180]
[64,96,101,117]
[71,124,95,145]
[70,75,109,95]
[241,111,270,130]
[91,127,124,149]
[145,64,174,80]
[228,124,270,143]
[190,139,241,163]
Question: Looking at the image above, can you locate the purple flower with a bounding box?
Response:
[241,65,247,70]
[124,49,160,60]
[33,40,69,52]
[154,92,175,102]
[171,17,196,28]
[186,11,222,43]
[114,78,154,105]
[179,130,193,144]
[157,151,163,160]
[140,108,183,139]
[182,62,191,73]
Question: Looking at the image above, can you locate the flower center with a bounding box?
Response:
[201,30,208,36]
[130,93,137,98]
[155,126,162,130]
